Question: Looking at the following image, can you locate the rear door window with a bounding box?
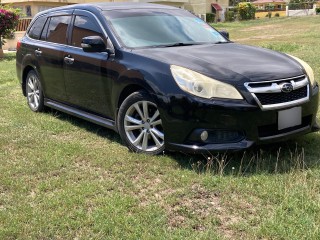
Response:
[46,16,72,44]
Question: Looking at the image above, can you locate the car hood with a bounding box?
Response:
[132,43,304,83]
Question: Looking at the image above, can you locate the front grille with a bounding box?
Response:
[244,75,310,110]
[255,86,307,105]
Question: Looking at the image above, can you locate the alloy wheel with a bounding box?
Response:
[124,100,164,152]
[26,74,41,110]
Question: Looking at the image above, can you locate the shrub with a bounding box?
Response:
[288,0,314,10]
[237,2,256,20]
[226,10,235,22]
[266,12,272,18]
[316,7,320,14]
[0,6,20,49]
[275,13,280,17]
[206,13,215,23]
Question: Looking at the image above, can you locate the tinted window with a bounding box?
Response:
[71,15,104,47]
[47,16,72,44]
[28,16,46,39]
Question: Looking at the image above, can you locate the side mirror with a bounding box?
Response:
[219,30,230,40]
[81,36,106,53]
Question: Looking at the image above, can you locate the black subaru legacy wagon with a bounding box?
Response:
[16,3,319,154]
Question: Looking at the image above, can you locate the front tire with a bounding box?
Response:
[26,70,44,112]
[117,91,165,155]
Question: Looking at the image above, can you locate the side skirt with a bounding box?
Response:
[44,98,117,132]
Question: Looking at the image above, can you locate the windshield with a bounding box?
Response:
[103,9,227,48]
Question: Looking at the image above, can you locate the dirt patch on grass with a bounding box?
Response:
[131,178,254,239]
[74,158,115,183]
[131,174,175,207]
[234,33,292,42]
[166,184,221,230]
[50,132,75,142]
[240,25,278,31]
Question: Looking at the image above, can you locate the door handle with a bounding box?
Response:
[34,49,42,57]
[64,55,74,65]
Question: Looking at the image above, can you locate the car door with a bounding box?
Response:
[33,11,73,102]
[63,10,111,116]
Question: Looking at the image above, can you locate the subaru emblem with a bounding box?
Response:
[280,83,293,93]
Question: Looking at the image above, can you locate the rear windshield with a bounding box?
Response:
[103,9,226,48]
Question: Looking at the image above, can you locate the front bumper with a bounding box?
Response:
[158,85,319,153]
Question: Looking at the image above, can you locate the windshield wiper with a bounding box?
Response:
[151,42,202,48]
[214,41,231,44]
[165,42,199,47]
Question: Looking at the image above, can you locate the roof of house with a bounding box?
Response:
[253,0,286,4]
[211,3,223,11]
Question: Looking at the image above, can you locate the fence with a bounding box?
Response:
[16,18,32,32]
[287,4,317,16]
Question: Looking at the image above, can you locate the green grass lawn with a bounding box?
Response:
[0,16,320,239]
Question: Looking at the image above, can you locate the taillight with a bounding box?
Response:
[16,40,21,51]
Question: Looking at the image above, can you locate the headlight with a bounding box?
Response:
[170,65,243,100]
[287,54,316,87]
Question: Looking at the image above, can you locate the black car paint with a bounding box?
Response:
[16,3,319,153]
[133,43,304,82]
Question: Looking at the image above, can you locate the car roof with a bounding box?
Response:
[90,2,178,11]
[38,2,178,15]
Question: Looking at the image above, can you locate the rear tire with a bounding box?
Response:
[117,91,165,155]
[26,70,44,112]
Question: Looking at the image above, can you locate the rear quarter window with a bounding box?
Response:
[28,16,47,39]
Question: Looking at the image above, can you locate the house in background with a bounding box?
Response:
[252,0,287,18]
[183,0,229,21]
[1,0,230,50]
[2,0,77,49]
[253,0,286,11]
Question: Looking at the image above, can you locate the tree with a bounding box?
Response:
[288,0,315,10]
[0,6,20,51]
[237,2,256,20]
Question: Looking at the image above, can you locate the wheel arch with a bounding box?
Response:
[117,84,149,109]
[114,74,163,132]
[114,69,160,119]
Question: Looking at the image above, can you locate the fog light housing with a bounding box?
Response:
[188,129,245,144]
[200,131,208,141]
